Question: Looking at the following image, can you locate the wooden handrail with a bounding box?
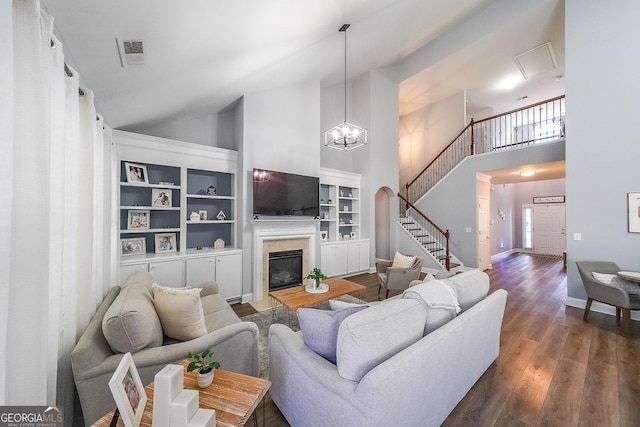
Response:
[406,119,474,189]
[398,193,450,270]
[473,95,565,124]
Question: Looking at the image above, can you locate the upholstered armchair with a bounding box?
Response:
[376,255,423,299]
[576,260,640,330]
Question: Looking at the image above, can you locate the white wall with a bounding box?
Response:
[399,91,466,189]
[240,81,321,295]
[565,0,640,300]
[129,110,219,147]
[490,183,515,255]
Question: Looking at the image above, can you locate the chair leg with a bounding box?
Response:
[583,298,593,321]
[378,284,381,295]
[616,307,621,324]
[622,308,631,330]
[385,289,389,299]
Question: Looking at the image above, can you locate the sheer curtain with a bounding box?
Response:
[3,1,112,424]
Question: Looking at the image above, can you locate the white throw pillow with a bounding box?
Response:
[592,272,640,294]
[403,280,460,335]
[152,283,207,341]
[392,252,416,269]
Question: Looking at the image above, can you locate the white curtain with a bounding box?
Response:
[3,1,113,424]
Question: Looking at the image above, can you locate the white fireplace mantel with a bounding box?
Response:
[251,220,319,301]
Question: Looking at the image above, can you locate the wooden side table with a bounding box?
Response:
[92,360,270,427]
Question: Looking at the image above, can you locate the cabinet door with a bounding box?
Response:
[347,240,370,274]
[149,259,184,287]
[358,240,370,272]
[214,252,242,300]
[321,244,348,277]
[119,263,148,285]
[185,257,216,287]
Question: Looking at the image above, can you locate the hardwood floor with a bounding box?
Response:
[231,253,640,426]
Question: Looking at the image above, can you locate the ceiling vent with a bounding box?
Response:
[116,38,145,67]
[514,42,557,80]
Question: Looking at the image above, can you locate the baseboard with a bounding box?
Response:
[491,249,516,263]
[565,297,640,321]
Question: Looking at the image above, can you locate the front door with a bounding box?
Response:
[533,204,566,256]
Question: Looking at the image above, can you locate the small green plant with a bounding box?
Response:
[305,267,327,282]
[186,349,220,374]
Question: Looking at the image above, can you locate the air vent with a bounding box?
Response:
[116,38,145,67]
[514,42,557,80]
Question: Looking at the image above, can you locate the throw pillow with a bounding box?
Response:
[392,252,416,269]
[102,282,163,353]
[435,268,455,279]
[592,272,640,295]
[297,305,367,363]
[402,280,460,335]
[152,283,208,341]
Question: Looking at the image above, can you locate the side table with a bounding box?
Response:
[92,360,270,427]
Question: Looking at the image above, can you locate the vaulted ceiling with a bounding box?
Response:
[41,0,565,141]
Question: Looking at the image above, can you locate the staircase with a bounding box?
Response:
[399,215,461,270]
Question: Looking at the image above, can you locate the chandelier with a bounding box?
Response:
[324,24,367,151]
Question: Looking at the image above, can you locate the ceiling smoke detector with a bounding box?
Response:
[116,38,146,67]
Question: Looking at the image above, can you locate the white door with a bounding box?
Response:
[478,196,491,270]
[533,205,566,256]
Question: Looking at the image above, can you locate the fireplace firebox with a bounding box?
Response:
[269,249,303,291]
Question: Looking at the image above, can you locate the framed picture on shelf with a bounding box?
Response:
[321,231,328,241]
[154,233,176,254]
[350,231,357,239]
[120,237,146,257]
[628,192,640,232]
[199,210,208,221]
[151,188,172,207]
[124,162,149,184]
[108,352,147,427]
[127,210,150,230]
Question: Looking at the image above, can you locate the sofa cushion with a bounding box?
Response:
[336,299,426,382]
[402,280,460,335]
[297,306,367,363]
[201,293,242,331]
[152,284,207,341]
[392,251,416,268]
[442,269,490,311]
[102,281,163,353]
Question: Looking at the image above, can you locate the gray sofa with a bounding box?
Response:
[269,269,507,427]
[71,271,258,425]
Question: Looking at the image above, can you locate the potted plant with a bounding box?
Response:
[305,267,327,291]
[186,349,220,388]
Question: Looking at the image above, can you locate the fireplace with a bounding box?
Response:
[269,249,303,291]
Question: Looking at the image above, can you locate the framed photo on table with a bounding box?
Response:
[128,210,150,230]
[628,192,640,232]
[108,352,147,427]
[124,162,149,184]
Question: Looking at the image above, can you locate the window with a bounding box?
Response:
[523,206,533,249]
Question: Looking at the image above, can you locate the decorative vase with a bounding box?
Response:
[197,368,214,388]
[311,279,319,290]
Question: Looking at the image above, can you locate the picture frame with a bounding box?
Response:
[124,162,149,184]
[127,210,150,230]
[155,233,176,254]
[533,195,565,204]
[199,210,208,221]
[151,188,172,207]
[108,352,147,427]
[628,192,640,233]
[350,231,357,239]
[321,231,328,241]
[120,237,146,257]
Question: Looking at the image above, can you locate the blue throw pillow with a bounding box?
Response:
[297,305,367,363]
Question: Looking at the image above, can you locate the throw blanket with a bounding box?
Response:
[402,280,461,334]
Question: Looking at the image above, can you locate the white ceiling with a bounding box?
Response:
[41,0,565,135]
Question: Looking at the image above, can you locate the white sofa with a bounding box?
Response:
[269,269,507,427]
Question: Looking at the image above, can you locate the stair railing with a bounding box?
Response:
[398,193,450,270]
[405,95,566,205]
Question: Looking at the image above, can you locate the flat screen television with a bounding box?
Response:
[253,168,319,217]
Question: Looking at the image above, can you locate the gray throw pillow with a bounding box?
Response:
[297,306,367,363]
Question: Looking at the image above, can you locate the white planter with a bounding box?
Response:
[197,368,214,388]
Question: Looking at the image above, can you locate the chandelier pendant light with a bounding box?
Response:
[324,24,368,151]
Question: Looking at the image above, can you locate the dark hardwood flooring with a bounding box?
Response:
[231,253,640,426]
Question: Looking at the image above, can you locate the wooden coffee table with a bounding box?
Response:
[269,277,366,325]
[92,360,270,427]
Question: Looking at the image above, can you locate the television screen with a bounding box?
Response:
[253,168,319,217]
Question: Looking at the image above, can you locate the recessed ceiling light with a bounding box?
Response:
[496,75,524,90]
[520,170,536,177]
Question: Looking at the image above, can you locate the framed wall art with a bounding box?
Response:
[108,352,147,427]
[121,238,146,257]
[533,195,565,204]
[124,162,149,184]
[628,192,640,232]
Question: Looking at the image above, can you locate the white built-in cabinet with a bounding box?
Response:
[319,168,369,277]
[113,130,242,299]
